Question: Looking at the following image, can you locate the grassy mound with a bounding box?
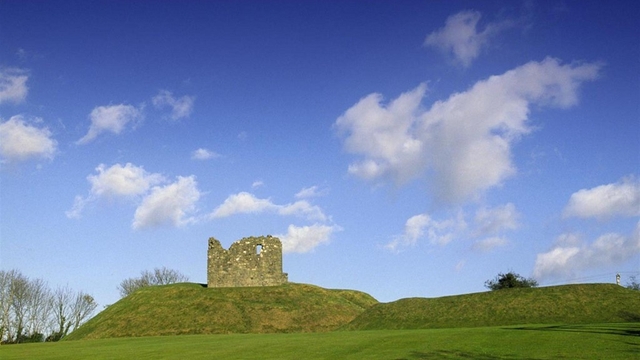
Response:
[66,283,377,340]
[346,284,640,330]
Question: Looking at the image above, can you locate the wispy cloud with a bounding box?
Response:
[424,10,513,68]
[472,236,508,252]
[77,104,143,144]
[0,67,28,104]
[152,90,195,120]
[0,115,57,163]
[191,148,220,160]
[388,203,520,252]
[295,185,329,199]
[336,57,601,204]
[474,203,520,236]
[387,211,467,251]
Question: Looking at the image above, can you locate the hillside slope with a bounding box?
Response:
[66,283,377,340]
[346,284,640,330]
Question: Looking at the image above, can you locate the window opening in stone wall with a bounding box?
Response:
[256,244,263,255]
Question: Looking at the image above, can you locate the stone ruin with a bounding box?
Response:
[207,235,288,288]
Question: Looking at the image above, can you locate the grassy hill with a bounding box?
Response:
[345,283,640,330]
[66,282,377,340]
[66,282,639,340]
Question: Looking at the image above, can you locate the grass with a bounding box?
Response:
[2,323,638,359]
[65,282,378,339]
[346,284,640,330]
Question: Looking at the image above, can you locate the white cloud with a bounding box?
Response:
[211,192,277,218]
[252,180,264,188]
[65,195,90,219]
[474,203,520,236]
[0,68,28,104]
[88,163,164,197]
[132,176,201,229]
[335,84,428,185]
[152,90,194,120]
[533,246,580,279]
[210,192,327,222]
[0,115,57,162]
[533,223,640,280]
[472,236,508,252]
[563,176,640,220]
[295,185,328,199]
[388,204,519,252]
[276,224,339,253]
[191,148,220,160]
[66,163,164,218]
[387,212,466,251]
[278,200,327,222]
[336,58,600,204]
[424,10,512,68]
[77,104,142,144]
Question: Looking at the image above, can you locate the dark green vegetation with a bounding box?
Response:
[347,284,640,330]
[65,283,377,340]
[485,271,538,291]
[2,323,638,359]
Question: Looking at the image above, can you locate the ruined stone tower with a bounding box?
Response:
[207,235,288,288]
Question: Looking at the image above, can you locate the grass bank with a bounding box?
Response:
[2,323,638,359]
[346,284,640,330]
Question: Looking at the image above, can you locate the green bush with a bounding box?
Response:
[485,271,538,291]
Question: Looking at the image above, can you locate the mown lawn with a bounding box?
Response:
[2,323,638,359]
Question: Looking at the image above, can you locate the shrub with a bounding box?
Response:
[485,272,538,291]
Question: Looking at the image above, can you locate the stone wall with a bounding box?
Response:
[207,235,288,287]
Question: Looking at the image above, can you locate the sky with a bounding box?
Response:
[1,0,638,308]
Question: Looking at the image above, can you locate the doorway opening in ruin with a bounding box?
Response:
[256,244,263,255]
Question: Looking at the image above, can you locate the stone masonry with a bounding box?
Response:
[207,235,288,287]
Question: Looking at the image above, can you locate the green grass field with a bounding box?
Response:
[2,323,638,359]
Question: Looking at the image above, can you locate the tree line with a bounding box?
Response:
[0,269,97,344]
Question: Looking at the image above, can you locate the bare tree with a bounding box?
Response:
[9,271,30,342]
[69,292,97,332]
[118,267,189,298]
[25,278,52,340]
[0,270,97,343]
[50,286,73,340]
[151,267,189,285]
[0,270,15,342]
[626,275,640,291]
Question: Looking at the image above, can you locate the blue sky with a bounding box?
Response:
[1,0,638,307]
